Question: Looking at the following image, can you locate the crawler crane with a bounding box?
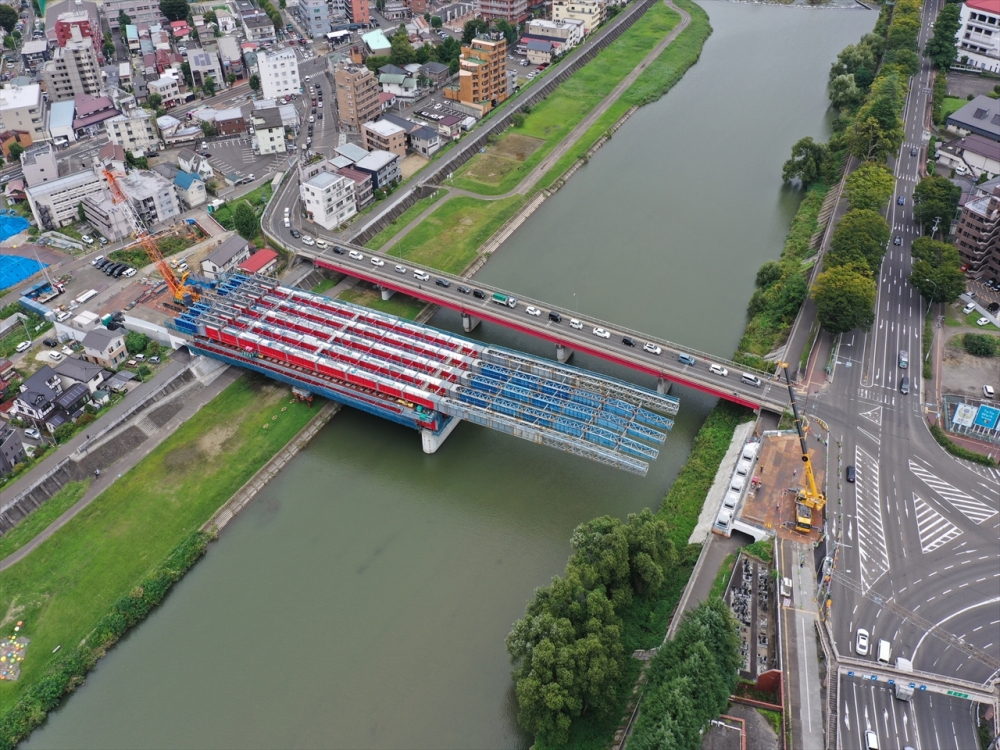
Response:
[777,362,826,532]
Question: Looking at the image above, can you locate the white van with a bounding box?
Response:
[877,639,891,664]
[713,509,732,535]
[730,475,745,493]
[735,459,752,476]
[723,490,740,510]
[741,442,760,461]
[741,373,762,387]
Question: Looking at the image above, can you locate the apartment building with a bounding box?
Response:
[345,0,370,26]
[336,166,373,209]
[82,193,132,241]
[526,17,585,50]
[105,107,159,152]
[552,0,606,35]
[353,150,400,190]
[444,34,508,114]
[54,11,102,63]
[954,184,1000,279]
[298,0,330,37]
[188,48,223,88]
[26,167,105,229]
[479,0,527,23]
[957,0,1000,74]
[105,0,163,31]
[300,171,357,230]
[242,11,276,43]
[258,48,300,100]
[20,143,60,188]
[0,85,47,142]
[335,63,381,132]
[148,75,182,106]
[251,107,286,154]
[362,119,406,157]
[118,170,181,225]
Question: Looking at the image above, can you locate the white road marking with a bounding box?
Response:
[912,494,963,553]
[855,446,890,593]
[910,458,998,524]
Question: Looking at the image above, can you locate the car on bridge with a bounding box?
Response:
[415,271,430,281]
[526,306,541,316]
[592,327,610,339]
[349,250,363,260]
[371,257,385,267]
[643,343,661,355]
[394,264,406,274]
[570,319,583,329]
[709,364,728,377]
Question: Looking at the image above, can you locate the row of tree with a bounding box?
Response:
[505,510,678,746]
[364,26,463,76]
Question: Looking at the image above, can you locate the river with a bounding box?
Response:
[24,3,874,748]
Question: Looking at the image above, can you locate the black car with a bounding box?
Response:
[435,278,450,288]
[622,336,636,347]
[897,196,904,206]
[473,289,486,299]
[457,285,470,294]
[910,147,917,156]
[43,338,58,347]
[113,265,128,277]
[105,263,121,276]
[893,235,902,246]
[95,258,109,270]
[290,229,301,238]
[988,302,1000,314]
[846,465,856,483]
[332,246,346,255]
[317,112,323,119]
[548,311,562,323]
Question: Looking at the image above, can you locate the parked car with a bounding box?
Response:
[984,385,996,399]
[977,317,991,327]
[988,302,1000,314]
[81,234,94,244]
[24,427,41,440]
[43,338,57,347]
[963,302,977,314]
[91,254,105,265]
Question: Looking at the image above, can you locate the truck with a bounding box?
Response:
[492,292,518,308]
[893,657,914,701]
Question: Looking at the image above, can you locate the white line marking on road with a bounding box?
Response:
[910,458,998,524]
[856,446,890,593]
[912,494,963,553]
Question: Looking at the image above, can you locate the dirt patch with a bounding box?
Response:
[941,333,1000,399]
[400,153,429,180]
[493,133,544,161]
[197,424,240,458]
[461,153,521,185]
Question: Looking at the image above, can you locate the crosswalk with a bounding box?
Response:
[909,457,998,525]
[912,494,963,553]
[855,446,890,593]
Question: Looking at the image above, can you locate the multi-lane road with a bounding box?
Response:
[822,1,1000,747]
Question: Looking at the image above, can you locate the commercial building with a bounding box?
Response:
[188,48,224,89]
[20,143,60,188]
[552,0,606,35]
[298,0,330,37]
[954,184,1000,279]
[945,94,1000,141]
[251,107,286,154]
[362,119,407,157]
[258,48,300,100]
[105,107,160,152]
[119,170,181,225]
[335,64,381,132]
[957,0,1000,73]
[444,34,508,115]
[215,107,245,135]
[479,0,527,23]
[300,171,357,230]
[81,328,128,369]
[201,235,251,278]
[26,168,105,229]
[353,150,400,190]
[0,85,48,142]
[104,0,163,31]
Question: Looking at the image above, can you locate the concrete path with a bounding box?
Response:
[0,365,241,571]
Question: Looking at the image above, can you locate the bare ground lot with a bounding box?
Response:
[946,71,1000,99]
[460,135,546,185]
[941,332,1000,399]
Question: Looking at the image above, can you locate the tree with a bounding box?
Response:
[146,92,163,110]
[204,10,217,24]
[848,115,902,162]
[0,5,19,33]
[781,137,828,187]
[202,75,216,97]
[909,237,967,303]
[963,334,999,357]
[159,0,190,23]
[8,143,24,162]
[913,175,961,236]
[2,35,15,50]
[233,202,258,240]
[925,4,962,68]
[511,112,525,127]
[884,48,920,76]
[118,10,131,28]
[887,15,920,52]
[845,162,895,211]
[78,203,86,223]
[827,209,890,275]
[125,331,150,354]
[829,43,877,82]
[200,120,216,136]
[430,15,442,28]
[829,74,862,110]
[494,19,517,46]
[462,18,489,43]
[181,62,193,88]
[249,74,260,93]
[103,32,116,60]
[226,73,236,86]
[389,30,415,66]
[812,263,876,334]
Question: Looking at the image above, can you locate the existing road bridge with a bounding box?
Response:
[293,243,792,415]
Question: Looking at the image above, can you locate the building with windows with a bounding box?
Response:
[946,95,1000,141]
[526,17,584,50]
[21,40,51,74]
[12,367,63,424]
[954,183,1000,279]
[336,166,373,209]
[552,0,605,35]
[251,107,286,154]
[81,328,128,369]
[353,150,400,190]
[82,193,132,241]
[957,0,1000,73]
[188,48,224,89]
[20,143,60,188]
[258,48,300,100]
[201,235,251,278]
[300,171,357,230]
[148,75,182,107]
[118,170,181,225]
[238,247,279,275]
[298,0,330,37]
[26,167,105,229]
[55,11,103,62]
[217,36,244,78]
[362,119,406,156]
[345,0,370,26]
[443,34,508,115]
[104,0,163,31]
[335,63,381,132]
[105,107,159,151]
[242,11,276,43]
[479,0,527,23]
[174,170,206,208]
[215,107,245,135]
[0,425,26,478]
[0,84,48,142]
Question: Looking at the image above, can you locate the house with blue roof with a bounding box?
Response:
[174,170,206,208]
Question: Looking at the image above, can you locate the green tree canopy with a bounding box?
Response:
[181,62,193,88]
[827,208,890,275]
[925,4,962,68]
[781,137,829,187]
[909,237,967,303]
[812,263,877,334]
[913,175,961,236]
[146,92,162,110]
[845,162,895,212]
[829,43,877,82]
[0,5,19,33]
[462,18,489,43]
[848,115,902,162]
[8,143,24,161]
[232,202,258,241]
[159,0,190,20]
[249,74,260,93]
[494,19,518,46]
[118,10,131,27]
[125,331,150,354]
[829,74,863,110]
[202,75,216,97]
[2,35,15,50]
[430,15,442,28]
[204,10,218,24]
[884,48,920,76]
[963,334,1000,357]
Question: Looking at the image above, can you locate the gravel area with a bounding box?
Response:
[941,332,1000,399]
[946,72,1000,99]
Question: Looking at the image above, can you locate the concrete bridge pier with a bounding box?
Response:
[462,313,480,332]
[421,416,461,454]
[657,378,672,395]
[380,287,396,301]
[556,344,573,364]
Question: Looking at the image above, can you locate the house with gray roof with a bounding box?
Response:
[13,366,63,423]
[946,95,1000,142]
[54,357,109,393]
[82,327,128,369]
[201,235,252,279]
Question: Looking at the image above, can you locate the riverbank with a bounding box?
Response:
[0,376,328,747]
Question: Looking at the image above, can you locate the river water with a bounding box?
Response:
[24,4,874,748]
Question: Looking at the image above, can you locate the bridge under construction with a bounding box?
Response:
[172,274,680,475]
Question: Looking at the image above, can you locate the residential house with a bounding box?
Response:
[217,36,244,78]
[334,141,370,163]
[81,327,128,369]
[336,166,373,209]
[97,142,128,172]
[362,119,407,157]
[0,130,33,159]
[148,75,182,107]
[174,170,206,208]
[20,40,51,74]
[242,11,276,44]
[251,107,286,154]
[526,39,554,65]
[300,171,357,230]
[170,20,192,41]
[937,134,1000,179]
[361,29,392,57]
[13,366,63,424]
[201,235,252,278]
[0,425,26,478]
[238,247,279,275]
[410,125,440,157]
[353,150,401,190]
[20,143,60,188]
[420,61,451,86]
[72,94,119,136]
[178,148,214,179]
[53,357,109,393]
[53,382,91,422]
[945,95,1000,141]
[156,114,202,146]
[378,72,419,99]
[437,114,463,140]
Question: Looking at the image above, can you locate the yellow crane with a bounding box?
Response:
[777,362,826,532]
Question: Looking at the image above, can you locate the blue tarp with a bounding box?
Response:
[0,254,45,291]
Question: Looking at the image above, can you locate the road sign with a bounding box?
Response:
[953,403,977,427]
[848,671,855,677]
[947,690,970,699]
[974,404,1000,430]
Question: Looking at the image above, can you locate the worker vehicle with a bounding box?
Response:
[777,362,826,532]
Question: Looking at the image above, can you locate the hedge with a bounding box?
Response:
[929,424,997,467]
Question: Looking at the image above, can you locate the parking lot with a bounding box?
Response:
[200,137,286,182]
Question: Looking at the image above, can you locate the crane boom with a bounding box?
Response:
[777,362,826,531]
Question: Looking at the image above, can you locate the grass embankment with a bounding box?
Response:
[108,233,201,269]
[538,0,712,191]
[339,286,426,319]
[449,2,682,196]
[364,190,444,252]
[0,481,90,560]
[0,376,319,735]
[388,195,525,274]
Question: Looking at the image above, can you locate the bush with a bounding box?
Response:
[963,333,999,357]
[929,424,997,467]
[125,331,150,354]
[743,539,773,564]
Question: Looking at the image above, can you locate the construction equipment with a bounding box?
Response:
[103,169,200,305]
[777,362,826,532]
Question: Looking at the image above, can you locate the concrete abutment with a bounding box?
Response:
[421,415,461,454]
[462,313,480,332]
[556,344,573,364]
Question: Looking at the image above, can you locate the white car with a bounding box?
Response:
[643,343,662,355]
[394,264,407,274]
[349,250,364,260]
[414,271,430,281]
[284,218,291,228]
[81,235,94,244]
[856,628,870,656]
[48,350,63,361]
[24,428,42,440]
[91,254,105,266]
[317,101,323,108]
[56,311,72,322]
[371,257,385,267]
[709,364,729,377]
[302,236,315,246]
[977,317,991,327]
[985,385,996,399]
[963,302,976,314]
[284,206,290,215]
[15,340,32,352]
[592,327,611,339]
[525,306,541,316]
[570,319,583,329]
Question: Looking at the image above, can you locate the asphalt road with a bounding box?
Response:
[823,0,1000,745]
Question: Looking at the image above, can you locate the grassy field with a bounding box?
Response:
[0,481,90,561]
[364,190,445,252]
[311,278,339,294]
[448,2,681,196]
[940,96,967,120]
[0,375,318,715]
[339,286,426,319]
[389,195,525,273]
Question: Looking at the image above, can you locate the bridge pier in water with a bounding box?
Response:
[381,287,396,301]
[462,313,480,333]
[421,416,461,454]
[657,378,671,395]
[556,344,573,364]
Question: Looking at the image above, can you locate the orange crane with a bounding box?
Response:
[103,168,200,305]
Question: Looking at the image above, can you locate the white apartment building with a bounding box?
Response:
[526,18,584,49]
[148,76,182,107]
[82,194,132,241]
[300,171,357,230]
[119,170,181,225]
[26,168,105,229]
[551,0,606,35]
[251,107,286,154]
[258,48,300,100]
[957,0,1000,73]
[0,84,47,142]
[105,0,162,30]
[20,143,60,188]
[42,39,102,101]
[105,107,159,151]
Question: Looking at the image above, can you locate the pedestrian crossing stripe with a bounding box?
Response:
[912,494,963,553]
[909,458,998,525]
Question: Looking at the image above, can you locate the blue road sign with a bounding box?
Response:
[871,676,878,681]
[919,685,927,691]
[848,671,855,677]
[974,405,1000,430]
[888,680,895,685]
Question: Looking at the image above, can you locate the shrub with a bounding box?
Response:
[962,333,999,357]
[929,424,997,467]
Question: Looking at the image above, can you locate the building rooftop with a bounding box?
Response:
[329,155,354,169]
[334,142,369,163]
[362,29,391,51]
[421,61,449,75]
[378,64,408,76]
[119,170,173,200]
[966,0,1000,12]
[364,119,405,138]
[355,150,398,172]
[206,235,249,266]
[253,107,283,129]
[82,327,121,352]
[21,143,54,168]
[25,169,101,199]
[305,171,343,189]
[0,84,41,111]
[238,248,278,274]
[948,95,1000,141]
[20,40,48,55]
[336,166,369,185]
[411,125,438,141]
[216,107,243,121]
[527,39,553,52]
[175,170,203,189]
[53,357,107,384]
